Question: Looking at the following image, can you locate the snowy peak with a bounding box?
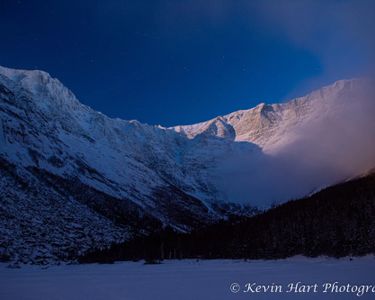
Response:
[172,78,370,149]
[0,65,82,111]
[174,116,236,140]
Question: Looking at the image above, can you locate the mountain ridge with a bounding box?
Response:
[172,78,367,150]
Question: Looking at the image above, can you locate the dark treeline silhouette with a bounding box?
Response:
[79,173,375,263]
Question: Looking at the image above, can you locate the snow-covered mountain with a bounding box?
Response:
[1,65,374,264]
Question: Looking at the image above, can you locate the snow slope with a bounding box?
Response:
[1,257,374,300]
[0,65,238,226]
[0,66,256,263]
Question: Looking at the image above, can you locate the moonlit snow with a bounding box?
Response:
[1,257,374,300]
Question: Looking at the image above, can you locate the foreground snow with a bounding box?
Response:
[0,257,374,300]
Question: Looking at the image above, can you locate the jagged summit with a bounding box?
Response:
[0,65,82,112]
[172,78,367,149]
[0,65,52,82]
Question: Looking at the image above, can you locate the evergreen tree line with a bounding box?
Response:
[79,173,375,263]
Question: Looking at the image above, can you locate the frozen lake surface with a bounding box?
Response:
[1,256,374,300]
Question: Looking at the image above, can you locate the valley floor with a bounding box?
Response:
[0,256,374,300]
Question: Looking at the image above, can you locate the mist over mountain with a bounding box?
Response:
[175,79,375,206]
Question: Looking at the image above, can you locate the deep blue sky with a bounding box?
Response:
[0,0,373,126]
